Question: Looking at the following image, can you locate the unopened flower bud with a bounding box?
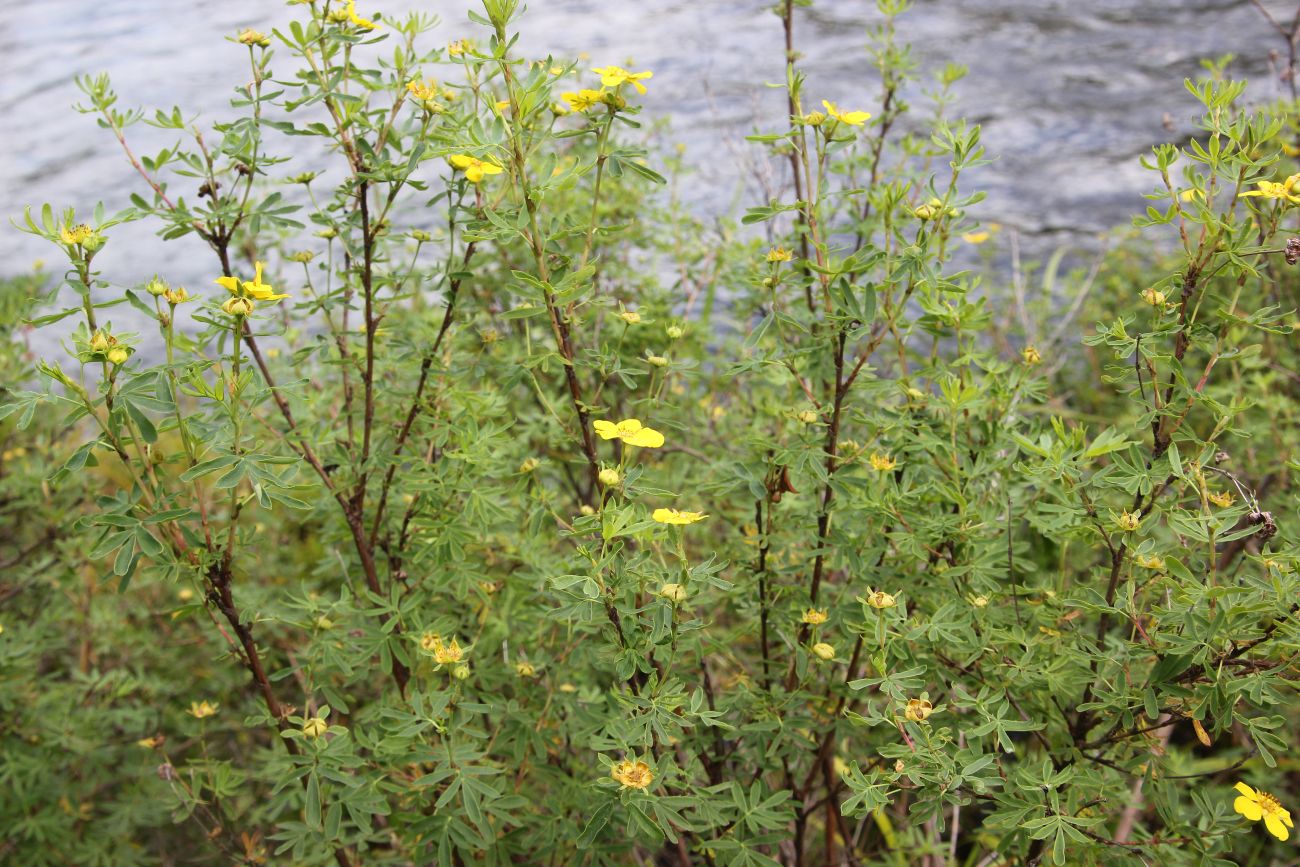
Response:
[598,468,622,487]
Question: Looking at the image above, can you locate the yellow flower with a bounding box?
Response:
[796,409,819,425]
[865,590,896,610]
[652,508,707,525]
[563,89,606,111]
[1116,510,1141,532]
[904,698,933,723]
[59,223,94,246]
[646,354,668,368]
[812,642,836,661]
[1022,345,1042,366]
[1134,554,1165,570]
[519,457,540,474]
[345,0,378,30]
[514,661,537,677]
[802,111,826,126]
[1179,188,1203,203]
[821,100,871,127]
[592,65,653,94]
[1141,287,1167,306]
[420,633,465,665]
[659,583,688,604]
[1233,781,1293,841]
[493,98,511,114]
[868,452,897,472]
[88,330,113,354]
[106,347,129,366]
[406,78,439,102]
[617,308,642,325]
[449,154,504,184]
[611,758,654,789]
[1207,490,1234,508]
[1239,174,1300,205]
[302,717,329,739]
[801,608,828,625]
[961,230,990,245]
[767,246,794,262]
[969,594,989,608]
[137,735,163,749]
[447,39,473,57]
[237,28,270,47]
[598,468,622,487]
[186,700,219,719]
[215,261,288,302]
[592,418,665,448]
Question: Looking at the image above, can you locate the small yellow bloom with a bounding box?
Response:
[812,642,836,661]
[137,735,163,749]
[406,77,439,103]
[801,608,828,625]
[617,308,642,325]
[598,468,622,487]
[592,65,653,94]
[1239,174,1300,205]
[868,452,897,472]
[514,661,537,678]
[187,700,219,719]
[59,223,94,246]
[592,418,665,448]
[1233,781,1293,841]
[420,633,465,666]
[106,346,129,366]
[1134,553,1165,570]
[865,590,896,610]
[449,154,504,184]
[1022,345,1042,366]
[1179,188,1203,203]
[216,261,287,302]
[302,717,329,739]
[1141,287,1167,306]
[796,409,819,425]
[652,508,707,525]
[821,100,871,127]
[961,230,990,245]
[903,698,933,723]
[611,758,654,789]
[659,583,688,604]
[519,457,540,474]
[1207,490,1234,508]
[562,89,606,111]
[344,0,378,30]
[447,39,473,57]
[178,588,194,602]
[969,594,989,608]
[237,28,270,47]
[1116,511,1141,532]
[767,246,794,263]
[493,98,511,114]
[89,330,112,354]
[802,111,826,126]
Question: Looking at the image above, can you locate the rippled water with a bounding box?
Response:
[0,0,1292,296]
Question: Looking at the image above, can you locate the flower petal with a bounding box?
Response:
[1265,813,1290,841]
[622,427,664,448]
[1234,782,1258,798]
[215,276,241,294]
[1235,795,1263,821]
[593,420,619,440]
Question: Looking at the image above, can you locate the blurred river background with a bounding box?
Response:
[0,0,1295,345]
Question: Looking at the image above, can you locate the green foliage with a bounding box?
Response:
[2,2,1298,865]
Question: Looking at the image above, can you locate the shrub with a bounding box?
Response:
[2,1,1298,864]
